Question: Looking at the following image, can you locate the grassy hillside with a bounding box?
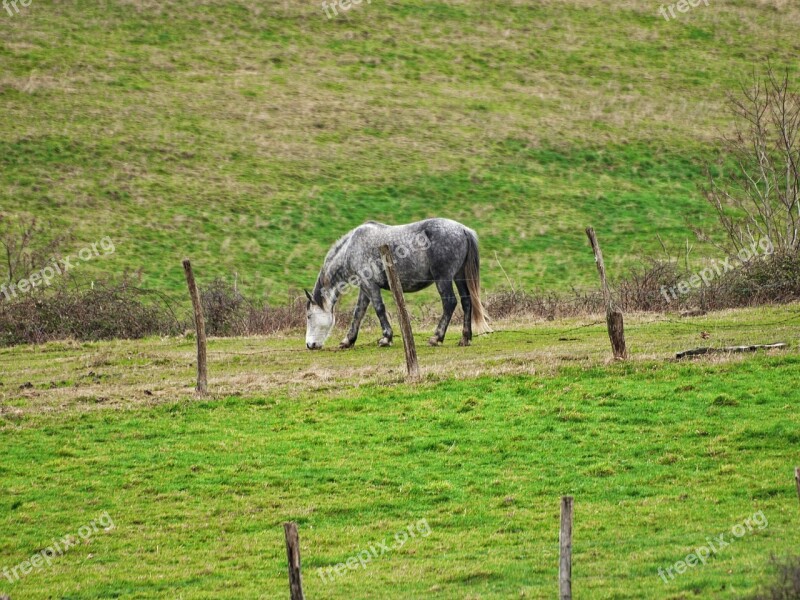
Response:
[2,1,799,302]
[1,306,799,598]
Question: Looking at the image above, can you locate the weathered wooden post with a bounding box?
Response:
[795,467,800,508]
[585,227,627,360]
[379,244,421,382]
[283,522,305,600]
[182,259,208,395]
[559,496,573,600]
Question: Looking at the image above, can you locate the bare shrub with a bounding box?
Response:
[485,249,800,319]
[702,63,800,256]
[615,259,687,312]
[706,250,800,308]
[200,278,248,336]
[747,556,800,600]
[241,294,308,335]
[0,214,70,282]
[0,280,179,346]
[486,288,603,321]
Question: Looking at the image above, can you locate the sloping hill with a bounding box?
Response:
[1,0,798,301]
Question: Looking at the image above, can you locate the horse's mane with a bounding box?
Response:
[312,230,353,306]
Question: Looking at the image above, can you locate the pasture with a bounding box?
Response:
[2,1,799,297]
[1,305,799,599]
[3,0,800,598]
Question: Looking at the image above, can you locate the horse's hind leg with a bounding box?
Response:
[455,276,472,346]
[340,288,371,349]
[429,279,458,346]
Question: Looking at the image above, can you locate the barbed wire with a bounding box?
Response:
[202,309,800,355]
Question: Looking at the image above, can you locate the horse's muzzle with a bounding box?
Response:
[307,342,321,350]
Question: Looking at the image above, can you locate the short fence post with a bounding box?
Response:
[795,467,800,508]
[182,259,208,395]
[379,244,421,382]
[283,522,305,600]
[559,495,573,600]
[585,227,627,360]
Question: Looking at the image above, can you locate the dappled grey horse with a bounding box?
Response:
[305,218,492,349]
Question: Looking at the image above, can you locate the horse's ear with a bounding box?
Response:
[304,289,313,304]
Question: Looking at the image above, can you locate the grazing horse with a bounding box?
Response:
[305,218,491,349]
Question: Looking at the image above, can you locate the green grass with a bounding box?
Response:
[3,2,800,598]
[1,305,799,598]
[1,1,799,298]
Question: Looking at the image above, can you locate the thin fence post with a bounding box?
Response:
[795,467,800,507]
[182,259,208,395]
[585,227,627,359]
[379,244,421,382]
[559,495,573,600]
[283,522,305,600]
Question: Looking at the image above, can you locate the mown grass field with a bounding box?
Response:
[1,305,799,598]
[2,1,799,299]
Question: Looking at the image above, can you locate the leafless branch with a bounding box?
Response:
[702,62,800,256]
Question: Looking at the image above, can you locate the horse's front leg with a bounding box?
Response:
[366,286,393,347]
[340,288,371,349]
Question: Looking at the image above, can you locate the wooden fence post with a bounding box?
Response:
[283,522,305,600]
[379,244,421,382]
[182,259,208,395]
[795,467,800,507]
[559,496,573,600]
[585,227,627,360]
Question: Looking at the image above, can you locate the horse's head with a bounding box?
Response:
[305,289,335,350]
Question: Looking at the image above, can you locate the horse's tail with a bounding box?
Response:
[463,228,492,335]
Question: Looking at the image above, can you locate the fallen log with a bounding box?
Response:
[676,342,788,360]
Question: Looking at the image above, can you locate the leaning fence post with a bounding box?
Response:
[559,496,573,600]
[585,227,627,359]
[182,259,208,395]
[379,244,421,382]
[283,522,305,600]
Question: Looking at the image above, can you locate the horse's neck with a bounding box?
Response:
[317,254,350,308]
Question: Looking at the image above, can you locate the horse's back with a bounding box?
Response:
[350,218,471,264]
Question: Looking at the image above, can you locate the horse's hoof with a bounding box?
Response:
[378,337,392,347]
[458,338,471,347]
[428,336,442,347]
[339,339,353,349]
